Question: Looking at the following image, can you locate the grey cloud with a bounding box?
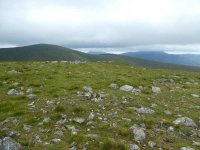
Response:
[0,0,200,53]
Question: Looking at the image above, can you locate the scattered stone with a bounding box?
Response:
[73,118,85,124]
[69,146,77,150]
[164,110,172,115]
[148,141,156,148]
[43,118,50,123]
[83,86,92,92]
[51,138,61,143]
[0,137,22,150]
[54,131,64,137]
[109,83,119,89]
[173,117,197,127]
[131,125,146,141]
[26,94,37,100]
[129,144,140,150]
[136,107,155,114]
[152,86,161,94]
[193,141,200,147]
[12,82,19,86]
[180,147,194,150]
[23,124,32,132]
[88,112,95,121]
[120,85,133,92]
[26,88,33,93]
[8,70,20,74]
[191,94,200,98]
[167,126,174,132]
[33,134,42,143]
[7,89,23,96]
[56,118,67,125]
[6,131,20,137]
[86,134,100,138]
[122,118,132,122]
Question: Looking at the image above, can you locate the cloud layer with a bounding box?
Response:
[1,0,200,53]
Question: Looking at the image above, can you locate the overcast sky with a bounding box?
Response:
[1,0,200,53]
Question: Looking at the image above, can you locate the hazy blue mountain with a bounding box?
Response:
[0,44,200,72]
[122,51,200,66]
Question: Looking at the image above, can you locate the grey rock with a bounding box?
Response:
[109,83,119,89]
[0,137,22,150]
[148,141,156,148]
[129,144,140,150]
[120,85,133,92]
[26,94,37,100]
[86,134,100,138]
[173,117,197,127]
[152,86,161,93]
[136,107,154,114]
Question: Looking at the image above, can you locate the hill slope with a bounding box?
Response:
[122,51,200,66]
[0,62,199,149]
[1,44,200,72]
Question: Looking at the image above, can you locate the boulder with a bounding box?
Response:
[0,137,22,150]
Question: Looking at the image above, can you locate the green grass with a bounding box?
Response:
[0,61,199,149]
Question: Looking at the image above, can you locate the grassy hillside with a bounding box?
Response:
[0,61,199,149]
[1,44,200,72]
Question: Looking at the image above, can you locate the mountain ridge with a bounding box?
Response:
[0,44,200,72]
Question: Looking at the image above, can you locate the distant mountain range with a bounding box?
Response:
[121,51,200,66]
[0,44,200,72]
